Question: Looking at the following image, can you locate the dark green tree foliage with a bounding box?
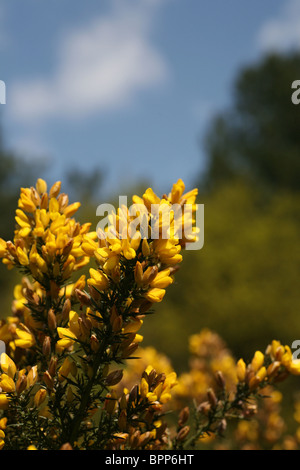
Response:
[0,133,43,314]
[203,52,300,192]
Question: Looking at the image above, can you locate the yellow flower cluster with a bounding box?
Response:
[0,353,38,412]
[0,178,200,450]
[236,339,300,391]
[81,178,198,307]
[103,366,178,450]
[0,417,6,451]
[232,386,285,450]
[115,346,174,396]
[173,329,238,407]
[0,179,91,285]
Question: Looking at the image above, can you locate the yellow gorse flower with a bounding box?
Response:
[0,179,91,281]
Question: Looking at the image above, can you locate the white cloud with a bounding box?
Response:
[257,0,300,52]
[9,0,169,122]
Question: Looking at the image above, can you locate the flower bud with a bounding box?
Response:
[112,315,123,333]
[40,193,48,210]
[90,334,100,353]
[16,374,27,395]
[217,419,227,435]
[134,261,144,286]
[105,369,123,386]
[36,178,47,195]
[129,385,139,403]
[49,181,61,198]
[251,351,264,373]
[34,388,47,407]
[119,392,128,410]
[104,392,117,415]
[267,361,281,379]
[60,443,73,450]
[27,365,38,388]
[142,266,158,285]
[62,239,74,257]
[47,309,57,332]
[207,388,218,408]
[236,358,247,382]
[118,409,127,431]
[42,336,51,357]
[48,356,58,377]
[43,371,54,390]
[176,425,190,442]
[215,370,226,390]
[75,289,91,306]
[178,406,190,427]
[62,299,71,321]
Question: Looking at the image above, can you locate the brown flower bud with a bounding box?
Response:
[62,298,71,321]
[139,300,153,314]
[62,239,74,257]
[147,368,157,387]
[129,384,139,402]
[142,266,158,285]
[215,371,226,390]
[155,422,168,440]
[121,342,139,359]
[112,315,123,333]
[88,285,101,302]
[48,356,58,377]
[217,418,227,435]
[49,181,61,198]
[60,443,73,450]
[176,425,190,442]
[40,192,48,210]
[75,289,91,306]
[138,431,151,447]
[104,392,117,415]
[130,430,141,449]
[119,392,128,410]
[105,369,123,386]
[47,309,57,332]
[30,186,41,207]
[42,336,51,357]
[178,406,190,427]
[49,281,60,299]
[207,388,218,408]
[118,409,127,431]
[197,401,211,415]
[267,361,281,379]
[16,374,27,395]
[43,371,54,390]
[134,261,144,286]
[57,193,69,211]
[90,334,100,353]
[34,388,47,407]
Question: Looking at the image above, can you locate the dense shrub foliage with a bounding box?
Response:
[0,178,299,450]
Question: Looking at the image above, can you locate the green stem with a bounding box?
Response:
[68,336,110,446]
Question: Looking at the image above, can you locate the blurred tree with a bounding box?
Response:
[143,181,300,371]
[142,52,300,372]
[202,52,300,192]
[66,168,103,206]
[0,128,44,316]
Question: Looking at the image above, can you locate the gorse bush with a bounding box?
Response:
[0,178,299,450]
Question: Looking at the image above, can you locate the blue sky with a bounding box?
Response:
[0,0,298,199]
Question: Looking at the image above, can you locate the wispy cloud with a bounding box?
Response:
[257,0,300,52]
[9,0,169,123]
